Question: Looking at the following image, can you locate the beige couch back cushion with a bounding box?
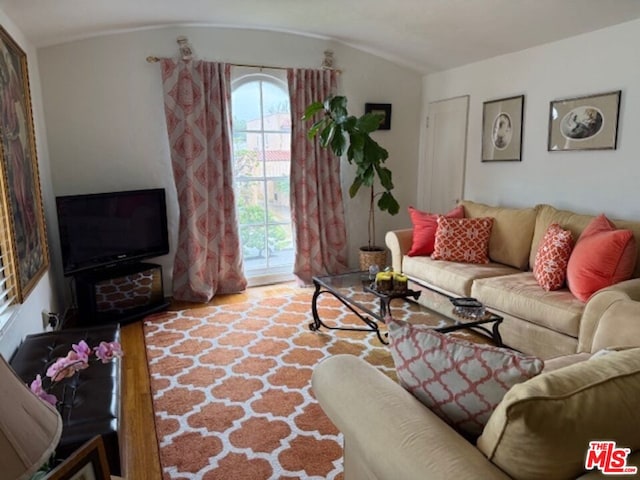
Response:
[530,204,640,278]
[477,347,640,480]
[461,200,537,270]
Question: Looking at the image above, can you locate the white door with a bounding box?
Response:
[421,95,469,213]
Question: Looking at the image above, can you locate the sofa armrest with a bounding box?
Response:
[385,228,413,272]
[578,278,640,353]
[312,355,511,480]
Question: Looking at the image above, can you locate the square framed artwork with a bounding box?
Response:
[0,26,49,301]
[364,103,391,130]
[481,95,524,162]
[548,90,621,151]
[45,436,111,480]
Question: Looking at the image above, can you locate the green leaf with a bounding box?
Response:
[319,123,336,148]
[375,165,394,190]
[349,176,363,198]
[378,191,400,215]
[330,130,347,156]
[302,101,324,120]
[307,118,326,139]
[357,113,384,133]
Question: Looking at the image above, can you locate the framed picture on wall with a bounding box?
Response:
[0,26,49,302]
[547,90,621,151]
[481,94,525,162]
[364,103,392,130]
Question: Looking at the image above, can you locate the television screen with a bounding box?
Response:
[56,188,170,275]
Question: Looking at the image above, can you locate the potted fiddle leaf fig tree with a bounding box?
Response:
[303,95,399,270]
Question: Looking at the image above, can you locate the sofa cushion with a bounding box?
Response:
[533,223,574,291]
[471,272,585,337]
[407,205,464,256]
[566,214,636,301]
[461,200,537,270]
[387,318,543,438]
[477,347,640,480]
[403,255,520,297]
[432,216,494,264]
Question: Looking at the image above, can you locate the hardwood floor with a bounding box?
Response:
[119,283,298,479]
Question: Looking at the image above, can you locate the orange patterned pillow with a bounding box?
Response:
[533,223,574,291]
[432,216,494,264]
[407,205,464,256]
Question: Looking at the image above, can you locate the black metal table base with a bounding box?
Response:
[310,282,389,344]
[309,276,504,347]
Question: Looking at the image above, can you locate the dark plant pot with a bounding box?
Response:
[359,246,387,272]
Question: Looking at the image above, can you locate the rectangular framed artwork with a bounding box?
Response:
[364,103,392,130]
[481,95,524,162]
[0,26,49,301]
[548,90,621,151]
[45,436,111,480]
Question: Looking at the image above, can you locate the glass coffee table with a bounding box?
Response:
[310,271,503,346]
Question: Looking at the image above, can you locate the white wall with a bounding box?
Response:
[37,26,423,297]
[0,8,58,358]
[421,18,640,221]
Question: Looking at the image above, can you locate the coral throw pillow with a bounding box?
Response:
[407,205,464,256]
[432,216,494,264]
[566,214,637,301]
[533,223,574,291]
[387,318,543,437]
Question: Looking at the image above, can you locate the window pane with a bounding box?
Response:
[262,82,290,117]
[236,181,266,224]
[233,139,262,178]
[239,225,267,259]
[263,132,290,154]
[232,82,262,124]
[266,179,290,220]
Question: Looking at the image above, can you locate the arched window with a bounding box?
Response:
[231,70,293,285]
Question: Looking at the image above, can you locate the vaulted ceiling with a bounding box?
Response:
[2,0,640,73]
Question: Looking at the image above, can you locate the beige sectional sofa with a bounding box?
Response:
[385,200,640,359]
[312,200,640,479]
[313,342,640,480]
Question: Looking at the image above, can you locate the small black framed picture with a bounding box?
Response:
[365,103,392,130]
[481,95,525,162]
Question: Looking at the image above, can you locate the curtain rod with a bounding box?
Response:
[145,55,341,74]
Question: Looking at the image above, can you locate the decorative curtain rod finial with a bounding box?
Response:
[177,36,194,61]
[321,50,334,70]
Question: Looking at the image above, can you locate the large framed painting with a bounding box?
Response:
[0,26,49,302]
[548,90,621,151]
[481,95,524,162]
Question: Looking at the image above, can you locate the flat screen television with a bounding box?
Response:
[56,188,170,276]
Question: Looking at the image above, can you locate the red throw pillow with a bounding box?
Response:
[533,223,574,291]
[407,205,464,256]
[432,216,494,264]
[387,318,543,437]
[566,214,637,301]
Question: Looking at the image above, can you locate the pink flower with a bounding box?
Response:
[32,338,123,408]
[72,340,91,362]
[94,341,123,363]
[46,352,89,381]
[46,357,76,381]
[29,374,58,406]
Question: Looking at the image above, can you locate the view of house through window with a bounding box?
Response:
[231,70,294,284]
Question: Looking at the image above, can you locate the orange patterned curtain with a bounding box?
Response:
[160,59,247,301]
[287,69,348,284]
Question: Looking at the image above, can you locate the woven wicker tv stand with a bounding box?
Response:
[310,271,503,345]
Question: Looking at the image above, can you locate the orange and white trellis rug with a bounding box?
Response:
[143,289,394,480]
